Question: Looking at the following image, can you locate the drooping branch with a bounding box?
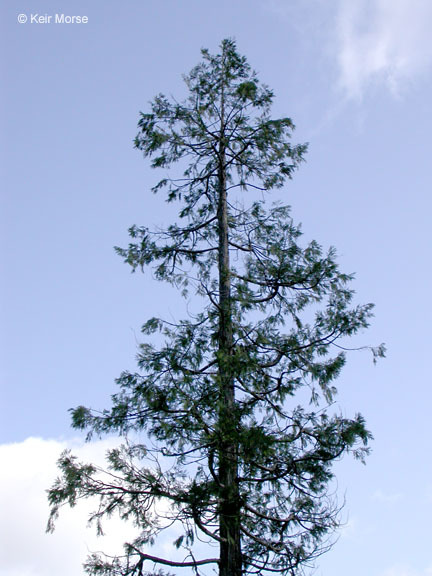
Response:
[128,546,220,568]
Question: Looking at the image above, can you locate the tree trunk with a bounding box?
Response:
[217,51,242,576]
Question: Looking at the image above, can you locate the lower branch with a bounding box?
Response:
[129,546,219,568]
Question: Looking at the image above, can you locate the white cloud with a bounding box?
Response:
[336,515,359,540]
[0,437,137,576]
[336,0,432,99]
[0,437,218,576]
[371,489,403,504]
[381,564,432,576]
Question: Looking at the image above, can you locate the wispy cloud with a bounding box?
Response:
[380,564,432,576]
[372,489,404,504]
[336,0,432,99]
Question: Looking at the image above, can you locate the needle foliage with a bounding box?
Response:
[47,39,384,576]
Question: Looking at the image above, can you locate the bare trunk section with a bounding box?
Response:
[217,48,242,576]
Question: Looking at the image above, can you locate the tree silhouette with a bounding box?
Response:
[48,39,384,576]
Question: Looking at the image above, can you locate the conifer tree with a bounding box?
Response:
[47,39,384,576]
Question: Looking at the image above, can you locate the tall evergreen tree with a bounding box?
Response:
[47,39,384,576]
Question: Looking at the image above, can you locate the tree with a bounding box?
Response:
[47,39,384,576]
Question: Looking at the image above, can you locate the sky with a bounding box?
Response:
[1,1,432,575]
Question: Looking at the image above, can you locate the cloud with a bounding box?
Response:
[0,437,137,576]
[380,564,432,576]
[371,489,403,504]
[336,0,432,99]
[0,437,218,576]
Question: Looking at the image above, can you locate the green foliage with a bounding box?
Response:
[47,39,383,576]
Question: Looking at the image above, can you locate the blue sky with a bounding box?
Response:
[1,1,432,575]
